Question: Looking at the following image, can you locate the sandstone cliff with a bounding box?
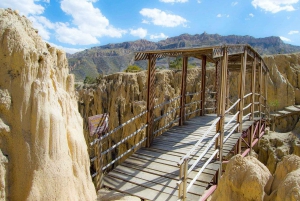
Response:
[211,154,300,201]
[0,8,96,200]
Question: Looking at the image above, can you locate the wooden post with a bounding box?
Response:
[250,123,254,153]
[180,57,188,125]
[258,62,263,136]
[94,140,102,190]
[216,47,228,182]
[264,71,268,120]
[237,49,247,131]
[226,69,230,110]
[259,62,263,119]
[146,54,156,147]
[200,55,207,116]
[251,57,256,120]
[215,60,220,114]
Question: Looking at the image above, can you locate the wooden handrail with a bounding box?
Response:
[186,149,219,193]
[102,137,147,171]
[187,133,220,175]
[153,117,180,135]
[185,108,201,116]
[101,124,148,156]
[90,110,147,146]
[243,92,252,99]
[225,99,240,114]
[243,103,252,111]
[178,116,221,165]
[223,123,239,143]
[154,96,181,109]
[154,106,180,122]
[185,92,201,96]
[185,100,201,107]
[224,111,239,129]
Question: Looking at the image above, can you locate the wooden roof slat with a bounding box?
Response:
[134,44,269,72]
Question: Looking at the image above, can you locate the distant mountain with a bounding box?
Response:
[68,32,300,81]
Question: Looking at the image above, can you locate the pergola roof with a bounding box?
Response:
[134,44,269,72]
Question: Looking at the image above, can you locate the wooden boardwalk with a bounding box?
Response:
[104,114,254,201]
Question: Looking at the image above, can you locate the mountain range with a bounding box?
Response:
[67,32,300,81]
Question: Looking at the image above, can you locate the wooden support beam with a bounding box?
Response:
[200,55,207,116]
[251,57,256,120]
[258,62,263,136]
[146,54,156,147]
[215,60,220,114]
[179,57,188,126]
[237,49,247,131]
[264,72,268,120]
[226,69,230,110]
[216,47,228,183]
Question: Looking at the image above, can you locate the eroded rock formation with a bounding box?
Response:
[212,154,300,201]
[0,8,96,200]
[211,155,272,201]
[255,131,300,174]
[264,53,300,110]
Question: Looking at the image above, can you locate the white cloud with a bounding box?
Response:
[140,8,187,27]
[28,16,53,40]
[288,30,299,34]
[197,0,201,3]
[280,36,291,42]
[251,0,299,13]
[150,33,168,40]
[159,0,188,3]
[231,2,238,6]
[130,28,147,38]
[60,0,126,39]
[48,42,85,54]
[217,14,222,17]
[249,13,254,17]
[0,0,45,16]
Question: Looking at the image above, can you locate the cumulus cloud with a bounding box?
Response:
[159,0,188,3]
[59,0,126,41]
[288,30,299,34]
[140,8,187,27]
[55,23,99,45]
[251,0,299,13]
[280,36,291,42]
[249,13,254,17]
[150,33,168,40]
[217,14,222,17]
[130,28,147,38]
[0,0,45,15]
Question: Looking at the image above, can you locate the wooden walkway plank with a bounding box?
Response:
[103,115,258,201]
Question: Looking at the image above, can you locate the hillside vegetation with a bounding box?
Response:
[68,33,300,81]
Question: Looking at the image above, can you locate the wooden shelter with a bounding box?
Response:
[90,44,270,200]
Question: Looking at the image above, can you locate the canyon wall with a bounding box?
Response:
[0,9,96,200]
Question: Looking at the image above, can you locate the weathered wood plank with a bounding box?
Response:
[110,165,206,198]
[104,176,179,201]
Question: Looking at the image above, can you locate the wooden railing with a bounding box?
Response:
[90,110,148,189]
[176,90,268,201]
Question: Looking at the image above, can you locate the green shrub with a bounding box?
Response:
[83,76,97,84]
[124,65,142,72]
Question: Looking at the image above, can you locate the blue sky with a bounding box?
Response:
[1,0,300,53]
